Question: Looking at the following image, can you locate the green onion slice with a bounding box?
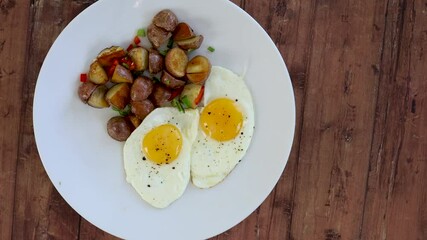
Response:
[180,95,192,108]
[137,28,146,37]
[207,46,215,52]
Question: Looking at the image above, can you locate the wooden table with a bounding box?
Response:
[1,0,426,239]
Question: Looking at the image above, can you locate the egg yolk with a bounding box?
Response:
[200,98,244,142]
[142,124,182,164]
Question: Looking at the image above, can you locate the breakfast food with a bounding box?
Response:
[77,9,255,208]
[77,9,208,141]
[190,66,255,188]
[124,107,199,208]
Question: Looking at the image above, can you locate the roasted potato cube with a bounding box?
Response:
[128,115,142,128]
[186,55,211,84]
[148,49,164,74]
[176,35,204,50]
[172,22,195,41]
[161,71,186,89]
[105,83,130,109]
[128,47,149,71]
[152,9,179,32]
[131,99,155,120]
[88,85,109,108]
[180,84,203,109]
[97,46,126,66]
[107,116,133,141]
[131,77,154,101]
[151,84,172,107]
[78,81,98,103]
[112,64,133,83]
[165,47,188,78]
[147,23,169,49]
[88,61,108,84]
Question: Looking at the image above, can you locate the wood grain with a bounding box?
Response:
[0,0,31,239]
[361,0,427,239]
[9,1,104,240]
[288,0,387,239]
[1,0,426,239]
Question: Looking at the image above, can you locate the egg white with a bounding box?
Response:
[191,66,255,188]
[124,107,199,208]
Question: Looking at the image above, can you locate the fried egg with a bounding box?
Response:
[191,66,255,188]
[124,107,199,208]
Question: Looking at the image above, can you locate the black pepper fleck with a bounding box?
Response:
[143,157,146,160]
[147,185,151,187]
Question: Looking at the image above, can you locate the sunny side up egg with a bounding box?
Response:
[191,66,255,188]
[123,107,199,208]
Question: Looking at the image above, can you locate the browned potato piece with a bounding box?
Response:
[88,85,109,108]
[131,77,153,101]
[105,83,130,109]
[128,115,142,128]
[148,50,164,74]
[97,46,126,66]
[151,84,172,107]
[180,84,203,109]
[173,22,195,41]
[131,99,155,120]
[107,116,133,141]
[88,61,108,84]
[161,71,186,89]
[112,64,133,83]
[152,9,178,32]
[186,72,211,84]
[165,47,188,78]
[128,47,149,71]
[186,55,211,84]
[176,35,204,50]
[78,81,97,103]
[147,23,169,49]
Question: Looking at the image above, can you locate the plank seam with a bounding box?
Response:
[358,0,408,238]
[10,1,37,239]
[286,0,319,239]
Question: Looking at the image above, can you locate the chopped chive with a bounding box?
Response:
[187,49,195,53]
[112,104,131,116]
[122,63,129,69]
[137,28,146,37]
[159,49,168,56]
[172,98,185,113]
[133,70,144,78]
[152,76,160,83]
[207,46,215,52]
[167,38,174,49]
[164,79,170,85]
[177,101,185,113]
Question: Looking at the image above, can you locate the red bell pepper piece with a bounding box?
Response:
[80,73,87,82]
[133,36,141,45]
[194,85,205,105]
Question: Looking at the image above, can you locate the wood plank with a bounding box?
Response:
[361,0,427,239]
[79,218,120,240]
[288,0,388,239]
[215,0,318,239]
[11,0,95,239]
[0,0,31,239]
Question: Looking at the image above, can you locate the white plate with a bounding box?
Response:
[33,0,295,239]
